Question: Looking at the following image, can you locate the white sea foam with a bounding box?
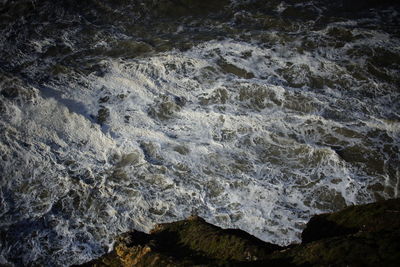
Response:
[1,6,400,266]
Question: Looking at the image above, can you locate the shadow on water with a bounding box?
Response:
[39,85,95,124]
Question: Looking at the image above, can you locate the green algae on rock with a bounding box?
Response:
[78,215,282,266]
[269,198,400,266]
[76,199,400,266]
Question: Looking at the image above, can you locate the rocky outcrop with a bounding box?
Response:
[77,215,282,267]
[269,198,400,266]
[76,199,400,266]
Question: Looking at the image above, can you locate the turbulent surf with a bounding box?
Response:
[0,0,399,266]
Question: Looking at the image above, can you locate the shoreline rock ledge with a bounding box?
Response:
[76,199,400,266]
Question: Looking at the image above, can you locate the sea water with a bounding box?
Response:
[0,0,399,265]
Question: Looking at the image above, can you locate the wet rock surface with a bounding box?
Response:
[77,199,400,266]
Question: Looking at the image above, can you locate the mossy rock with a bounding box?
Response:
[77,216,281,266]
[302,198,400,243]
[199,88,229,105]
[327,27,355,42]
[262,15,298,32]
[97,106,110,125]
[268,198,400,266]
[335,145,385,175]
[278,64,312,88]
[368,47,400,69]
[237,85,281,110]
[148,95,182,121]
[77,199,400,266]
[139,141,163,165]
[1,86,36,101]
[50,64,71,76]
[0,75,37,102]
[217,58,255,79]
[273,229,400,266]
[173,145,190,155]
[150,216,281,261]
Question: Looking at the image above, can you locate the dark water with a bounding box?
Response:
[0,0,399,266]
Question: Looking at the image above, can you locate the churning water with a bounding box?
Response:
[0,0,399,265]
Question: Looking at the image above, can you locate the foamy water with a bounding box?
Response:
[1,0,399,266]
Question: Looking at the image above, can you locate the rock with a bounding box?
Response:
[199,88,229,105]
[77,216,281,266]
[173,145,190,155]
[217,58,255,79]
[278,64,312,88]
[97,106,110,125]
[272,230,400,267]
[302,198,400,243]
[270,198,400,266]
[148,95,181,121]
[76,198,400,266]
[99,96,110,103]
[0,86,36,102]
